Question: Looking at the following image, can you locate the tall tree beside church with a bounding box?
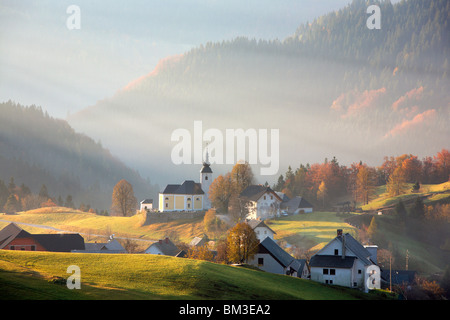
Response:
[111,179,137,217]
[209,173,233,213]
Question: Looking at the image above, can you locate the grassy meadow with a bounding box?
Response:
[0,250,392,300]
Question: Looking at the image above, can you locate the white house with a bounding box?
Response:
[309,229,380,292]
[140,199,153,211]
[145,238,181,256]
[246,219,276,242]
[248,237,309,279]
[239,185,282,220]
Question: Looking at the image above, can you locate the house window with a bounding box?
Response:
[325,280,333,284]
[330,269,336,275]
[205,176,208,180]
[31,245,36,251]
[270,196,273,200]
[353,282,358,287]
[264,196,266,200]
[358,269,362,274]
[323,269,329,275]
[10,245,15,250]
[187,197,191,201]
[165,197,169,200]
[258,258,264,266]
[334,249,339,255]
[187,203,191,209]
[165,203,168,208]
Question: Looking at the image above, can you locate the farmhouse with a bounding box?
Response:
[74,238,127,253]
[246,219,276,241]
[159,157,213,212]
[248,237,309,279]
[145,237,181,256]
[0,223,85,252]
[280,196,313,214]
[239,185,282,220]
[309,229,380,292]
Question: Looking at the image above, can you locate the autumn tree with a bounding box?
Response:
[186,245,215,262]
[386,167,407,197]
[226,222,259,264]
[230,161,254,195]
[111,179,137,217]
[356,164,376,205]
[209,173,233,212]
[317,181,328,208]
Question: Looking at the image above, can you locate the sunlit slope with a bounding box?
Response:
[0,251,390,300]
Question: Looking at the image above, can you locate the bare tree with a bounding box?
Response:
[111,179,137,217]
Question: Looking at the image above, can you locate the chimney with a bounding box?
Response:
[337,229,346,259]
[165,237,169,244]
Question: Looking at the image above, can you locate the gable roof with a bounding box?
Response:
[240,185,282,202]
[314,231,374,266]
[140,199,153,204]
[309,255,357,269]
[336,233,373,265]
[246,219,276,235]
[281,196,313,211]
[0,223,85,252]
[259,237,295,268]
[147,238,180,256]
[32,234,85,252]
[161,180,204,195]
[0,223,31,249]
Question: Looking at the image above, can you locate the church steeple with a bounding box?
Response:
[200,146,212,209]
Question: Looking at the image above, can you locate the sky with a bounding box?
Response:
[0,0,361,119]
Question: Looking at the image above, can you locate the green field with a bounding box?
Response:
[266,211,359,251]
[0,250,391,300]
[361,182,450,211]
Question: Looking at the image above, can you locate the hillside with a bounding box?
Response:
[0,250,392,300]
[0,101,159,210]
[68,0,450,185]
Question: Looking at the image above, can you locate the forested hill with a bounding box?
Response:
[0,101,159,210]
[68,0,450,185]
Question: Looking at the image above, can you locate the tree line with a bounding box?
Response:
[272,149,450,208]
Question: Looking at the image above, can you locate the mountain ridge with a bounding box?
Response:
[68,0,450,186]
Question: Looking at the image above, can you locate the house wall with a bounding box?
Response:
[254,226,274,241]
[145,245,163,255]
[249,253,286,275]
[7,237,46,251]
[246,192,281,220]
[310,266,353,287]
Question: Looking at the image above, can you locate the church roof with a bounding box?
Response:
[200,162,212,173]
[162,180,204,195]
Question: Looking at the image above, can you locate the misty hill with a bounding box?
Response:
[0,101,159,210]
[68,0,450,186]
